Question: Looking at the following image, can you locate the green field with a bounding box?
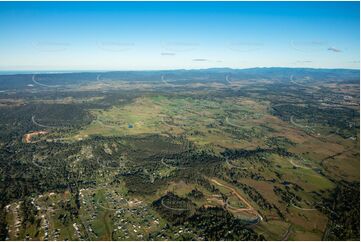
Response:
[1,69,359,241]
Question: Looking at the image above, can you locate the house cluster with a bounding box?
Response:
[5,203,22,240]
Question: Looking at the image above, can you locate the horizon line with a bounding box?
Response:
[0,66,359,75]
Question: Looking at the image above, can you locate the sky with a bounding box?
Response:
[0,1,359,71]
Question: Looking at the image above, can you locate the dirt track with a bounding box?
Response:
[24,130,48,143]
[209,178,262,221]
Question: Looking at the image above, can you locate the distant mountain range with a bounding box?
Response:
[0,67,359,90]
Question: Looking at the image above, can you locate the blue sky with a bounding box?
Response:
[0,1,359,70]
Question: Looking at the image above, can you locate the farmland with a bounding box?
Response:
[0,68,359,240]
